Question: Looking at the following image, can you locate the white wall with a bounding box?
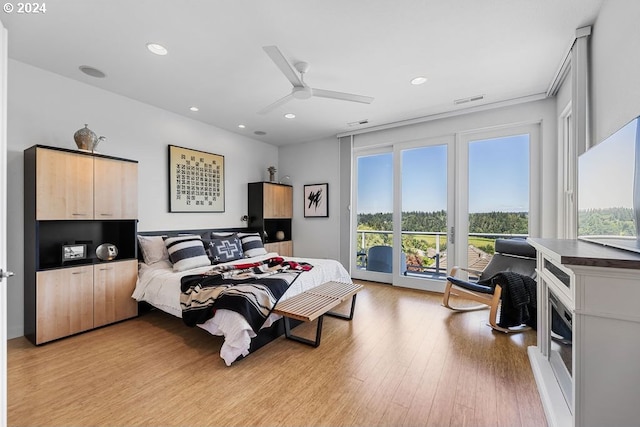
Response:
[278,136,341,259]
[6,60,278,338]
[591,0,640,144]
[286,98,558,281]
[349,98,558,238]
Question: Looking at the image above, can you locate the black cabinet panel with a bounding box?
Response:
[248,182,293,246]
[37,220,137,269]
[264,219,292,243]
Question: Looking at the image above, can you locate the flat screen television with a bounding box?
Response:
[577,116,640,254]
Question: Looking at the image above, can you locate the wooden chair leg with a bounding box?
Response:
[442,280,454,309]
[488,285,503,330]
[488,285,531,334]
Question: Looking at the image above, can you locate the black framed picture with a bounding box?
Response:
[62,244,87,262]
[168,145,225,212]
[304,183,329,217]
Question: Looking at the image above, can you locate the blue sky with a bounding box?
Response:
[357,134,530,214]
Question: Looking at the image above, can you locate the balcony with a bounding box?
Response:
[355,230,528,279]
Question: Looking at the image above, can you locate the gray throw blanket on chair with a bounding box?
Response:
[487,271,537,329]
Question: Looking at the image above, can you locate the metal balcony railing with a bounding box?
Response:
[355,229,528,278]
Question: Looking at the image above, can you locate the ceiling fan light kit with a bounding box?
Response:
[259,45,374,114]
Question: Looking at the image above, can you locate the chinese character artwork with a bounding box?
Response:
[169,145,225,212]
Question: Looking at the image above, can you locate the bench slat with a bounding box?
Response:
[273,281,363,322]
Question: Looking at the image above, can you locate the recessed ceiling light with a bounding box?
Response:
[79,65,106,78]
[284,113,296,119]
[238,124,246,129]
[189,106,199,112]
[410,76,427,85]
[146,43,168,56]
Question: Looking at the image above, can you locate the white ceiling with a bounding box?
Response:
[2,0,603,146]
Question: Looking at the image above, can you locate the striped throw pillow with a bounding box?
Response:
[237,232,268,258]
[164,235,211,272]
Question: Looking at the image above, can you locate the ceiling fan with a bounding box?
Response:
[259,45,374,114]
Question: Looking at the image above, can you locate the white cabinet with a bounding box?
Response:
[527,238,640,427]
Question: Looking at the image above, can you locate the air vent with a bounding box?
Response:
[347,119,369,127]
[454,94,484,105]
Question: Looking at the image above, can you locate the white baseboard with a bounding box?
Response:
[528,346,572,427]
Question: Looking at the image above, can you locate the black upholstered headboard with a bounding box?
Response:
[137,227,254,238]
[136,227,258,261]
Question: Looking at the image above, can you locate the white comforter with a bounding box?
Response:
[132,253,352,365]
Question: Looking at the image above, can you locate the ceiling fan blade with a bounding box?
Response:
[258,93,294,115]
[263,46,304,87]
[312,88,374,104]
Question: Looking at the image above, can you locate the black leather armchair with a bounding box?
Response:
[442,238,537,333]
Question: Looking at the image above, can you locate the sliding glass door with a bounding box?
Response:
[352,137,454,292]
[463,132,531,273]
[455,125,538,274]
[351,123,539,292]
[353,148,394,283]
[395,139,453,291]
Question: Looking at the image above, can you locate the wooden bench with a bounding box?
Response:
[273,281,364,347]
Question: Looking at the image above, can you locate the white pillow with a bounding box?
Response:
[164,235,211,272]
[237,232,268,258]
[137,235,169,265]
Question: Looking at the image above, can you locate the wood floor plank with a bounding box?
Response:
[8,280,547,427]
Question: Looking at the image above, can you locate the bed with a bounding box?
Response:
[132,229,352,366]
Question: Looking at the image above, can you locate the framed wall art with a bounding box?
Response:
[304,183,329,217]
[62,244,86,262]
[168,145,225,212]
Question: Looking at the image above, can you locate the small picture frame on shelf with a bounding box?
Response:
[304,183,329,218]
[62,244,87,262]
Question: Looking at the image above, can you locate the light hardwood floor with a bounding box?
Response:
[8,281,547,426]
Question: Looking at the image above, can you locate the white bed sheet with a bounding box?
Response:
[132,253,352,365]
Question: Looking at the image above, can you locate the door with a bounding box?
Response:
[94,260,137,328]
[351,137,455,293]
[36,148,93,220]
[94,157,138,219]
[455,125,538,271]
[352,148,394,283]
[36,266,94,344]
[395,137,454,292]
[1,17,10,427]
[262,183,292,218]
[351,124,538,291]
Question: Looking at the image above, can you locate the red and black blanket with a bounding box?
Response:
[180,257,313,332]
